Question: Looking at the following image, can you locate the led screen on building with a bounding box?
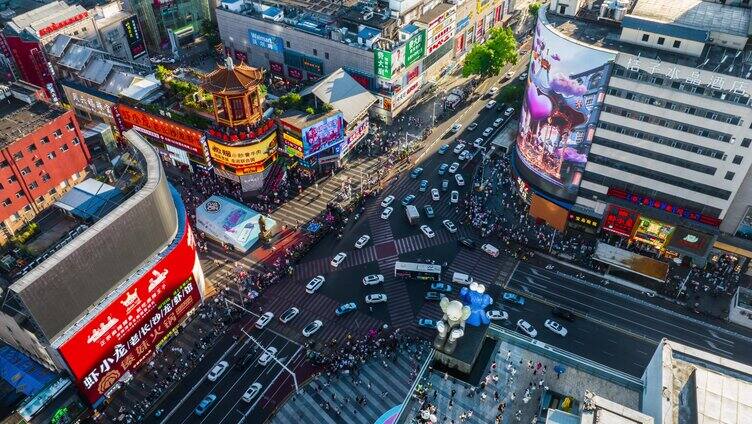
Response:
[515,19,615,202]
[301,113,344,158]
[57,220,202,406]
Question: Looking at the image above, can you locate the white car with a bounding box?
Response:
[279,307,300,324]
[486,100,497,109]
[450,190,459,204]
[473,138,484,148]
[483,127,493,137]
[207,360,229,381]
[467,122,478,131]
[519,72,528,81]
[258,347,278,366]
[504,70,514,80]
[381,195,395,207]
[448,162,460,174]
[544,319,568,337]
[488,86,499,96]
[459,150,470,161]
[481,243,499,257]
[443,219,457,233]
[331,252,347,267]
[355,235,371,249]
[487,310,509,321]
[504,107,515,117]
[493,118,504,127]
[455,174,465,186]
[365,293,388,304]
[450,123,462,133]
[453,143,465,154]
[381,207,393,219]
[431,188,440,201]
[306,275,325,294]
[302,320,323,337]
[517,319,538,338]
[420,225,435,238]
[363,274,385,285]
[255,312,274,329]
[242,383,263,403]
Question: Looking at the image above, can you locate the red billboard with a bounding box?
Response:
[58,220,202,405]
[117,104,204,156]
[602,204,639,237]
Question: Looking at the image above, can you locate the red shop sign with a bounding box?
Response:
[602,205,639,237]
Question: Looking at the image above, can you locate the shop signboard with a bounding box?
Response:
[567,211,599,234]
[301,56,323,75]
[632,217,675,249]
[404,29,426,67]
[602,205,638,237]
[341,116,369,157]
[248,29,284,52]
[288,67,303,80]
[456,17,470,32]
[208,132,277,168]
[117,105,203,157]
[374,49,393,79]
[269,61,284,75]
[121,16,146,59]
[282,132,304,158]
[667,226,713,257]
[608,188,722,227]
[301,113,345,158]
[58,221,201,405]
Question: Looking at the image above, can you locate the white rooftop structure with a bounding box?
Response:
[631,0,751,37]
[300,68,377,124]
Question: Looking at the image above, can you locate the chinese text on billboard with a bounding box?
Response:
[405,29,426,67]
[301,113,344,158]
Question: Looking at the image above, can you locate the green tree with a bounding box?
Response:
[462,45,495,77]
[154,65,172,83]
[528,2,541,16]
[201,19,220,45]
[461,27,518,77]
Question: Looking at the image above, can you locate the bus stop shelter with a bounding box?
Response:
[592,242,669,283]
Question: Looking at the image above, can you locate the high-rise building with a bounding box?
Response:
[125,0,210,54]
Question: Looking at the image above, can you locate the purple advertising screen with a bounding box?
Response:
[302,113,344,158]
[515,18,615,202]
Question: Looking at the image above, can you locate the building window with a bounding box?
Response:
[41,173,51,182]
[34,159,43,167]
[60,144,69,152]
[325,52,329,59]
[40,136,50,144]
[0,160,8,169]
[743,138,752,148]
[66,122,75,131]
[733,155,743,165]
[285,41,290,48]
[7,176,16,184]
[12,152,22,161]
[53,129,62,138]
[23,205,30,212]
[673,40,681,48]
[657,37,665,45]
[20,167,30,176]
[49,187,57,195]
[15,190,23,199]
[313,48,317,56]
[641,34,649,42]
[36,196,44,203]
[72,137,80,145]
[28,181,38,190]
[725,171,735,180]
[27,144,37,153]
[1,198,10,207]
[47,152,56,160]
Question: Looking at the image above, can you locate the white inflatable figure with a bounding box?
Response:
[433,296,471,354]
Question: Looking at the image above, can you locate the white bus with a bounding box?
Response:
[394,261,442,281]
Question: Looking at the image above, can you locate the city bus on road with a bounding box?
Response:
[394,261,442,281]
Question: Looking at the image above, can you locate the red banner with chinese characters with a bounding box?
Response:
[602,204,639,237]
[117,104,203,156]
[58,221,201,405]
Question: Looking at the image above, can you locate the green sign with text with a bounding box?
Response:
[374,49,393,79]
[405,29,426,67]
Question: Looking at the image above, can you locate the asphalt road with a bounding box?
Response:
[506,261,752,366]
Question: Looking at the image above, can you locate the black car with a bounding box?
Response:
[496,102,508,112]
[458,237,476,249]
[240,353,255,369]
[552,307,576,322]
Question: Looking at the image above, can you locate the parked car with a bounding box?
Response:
[194,394,217,416]
[450,190,459,204]
[381,207,393,219]
[453,144,465,154]
[430,282,452,293]
[207,361,229,381]
[335,302,357,316]
[279,307,299,324]
[443,219,457,233]
[516,319,537,337]
[454,174,465,186]
[544,319,568,337]
[483,127,493,137]
[242,383,263,403]
[504,107,515,117]
[438,144,450,154]
[486,310,509,321]
[486,100,497,109]
[365,293,388,304]
[302,320,323,337]
[402,194,416,206]
[431,188,440,201]
[363,274,384,285]
[441,179,449,191]
[258,347,278,366]
[255,312,274,329]
[487,86,499,96]
[381,195,395,207]
[410,167,424,178]
[438,163,449,175]
[493,118,504,127]
[306,275,325,294]
[420,225,435,238]
[331,252,347,267]
[473,138,484,148]
[424,204,435,218]
[467,122,478,131]
[450,123,462,133]
[419,179,429,192]
[448,162,460,174]
[519,71,528,81]
[503,292,525,305]
[417,318,438,328]
[425,291,442,301]
[552,307,576,322]
[355,235,371,249]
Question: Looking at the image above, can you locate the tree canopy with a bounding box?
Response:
[529,2,542,16]
[462,27,518,78]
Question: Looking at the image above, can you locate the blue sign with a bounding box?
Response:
[248,29,284,52]
[457,17,470,31]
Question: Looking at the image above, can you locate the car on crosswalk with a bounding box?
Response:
[355,235,370,249]
[431,188,440,201]
[242,383,263,403]
[430,282,452,293]
[442,179,449,191]
[401,194,416,206]
[365,293,388,304]
[453,144,465,154]
[516,319,537,338]
[381,195,395,207]
[363,274,384,285]
[544,319,568,337]
[420,225,435,238]
[459,237,476,249]
[207,361,229,381]
[450,190,459,204]
[381,207,393,219]
[335,302,357,316]
[279,307,299,324]
[419,179,429,192]
[443,219,457,233]
[459,150,470,161]
[417,318,438,329]
[486,310,509,321]
[410,167,424,178]
[438,144,449,154]
[302,320,323,337]
[438,163,449,175]
[425,291,442,301]
[258,347,278,366]
[424,204,435,218]
[306,275,325,294]
[455,174,465,186]
[255,312,274,329]
[448,162,460,174]
[331,252,347,267]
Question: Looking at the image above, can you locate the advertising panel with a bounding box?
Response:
[288,67,303,80]
[121,16,146,59]
[282,132,304,158]
[632,217,674,249]
[58,221,201,405]
[405,29,426,67]
[427,9,455,57]
[667,226,713,257]
[602,205,638,237]
[117,105,203,157]
[301,113,344,158]
[301,56,323,75]
[516,20,615,202]
[196,195,275,252]
[269,61,284,75]
[248,29,284,52]
[208,132,276,168]
[374,49,393,79]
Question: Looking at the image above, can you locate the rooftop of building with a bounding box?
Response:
[414,2,454,25]
[542,6,752,79]
[0,97,66,146]
[631,0,750,37]
[300,68,377,124]
[202,57,264,94]
[5,0,88,36]
[579,391,653,424]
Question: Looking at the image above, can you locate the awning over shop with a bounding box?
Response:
[195,195,275,253]
[0,346,55,397]
[666,226,716,265]
[593,242,669,282]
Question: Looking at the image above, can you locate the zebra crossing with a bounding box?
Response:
[291,246,379,281]
[368,214,394,244]
[377,254,417,333]
[394,226,472,254]
[447,249,515,286]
